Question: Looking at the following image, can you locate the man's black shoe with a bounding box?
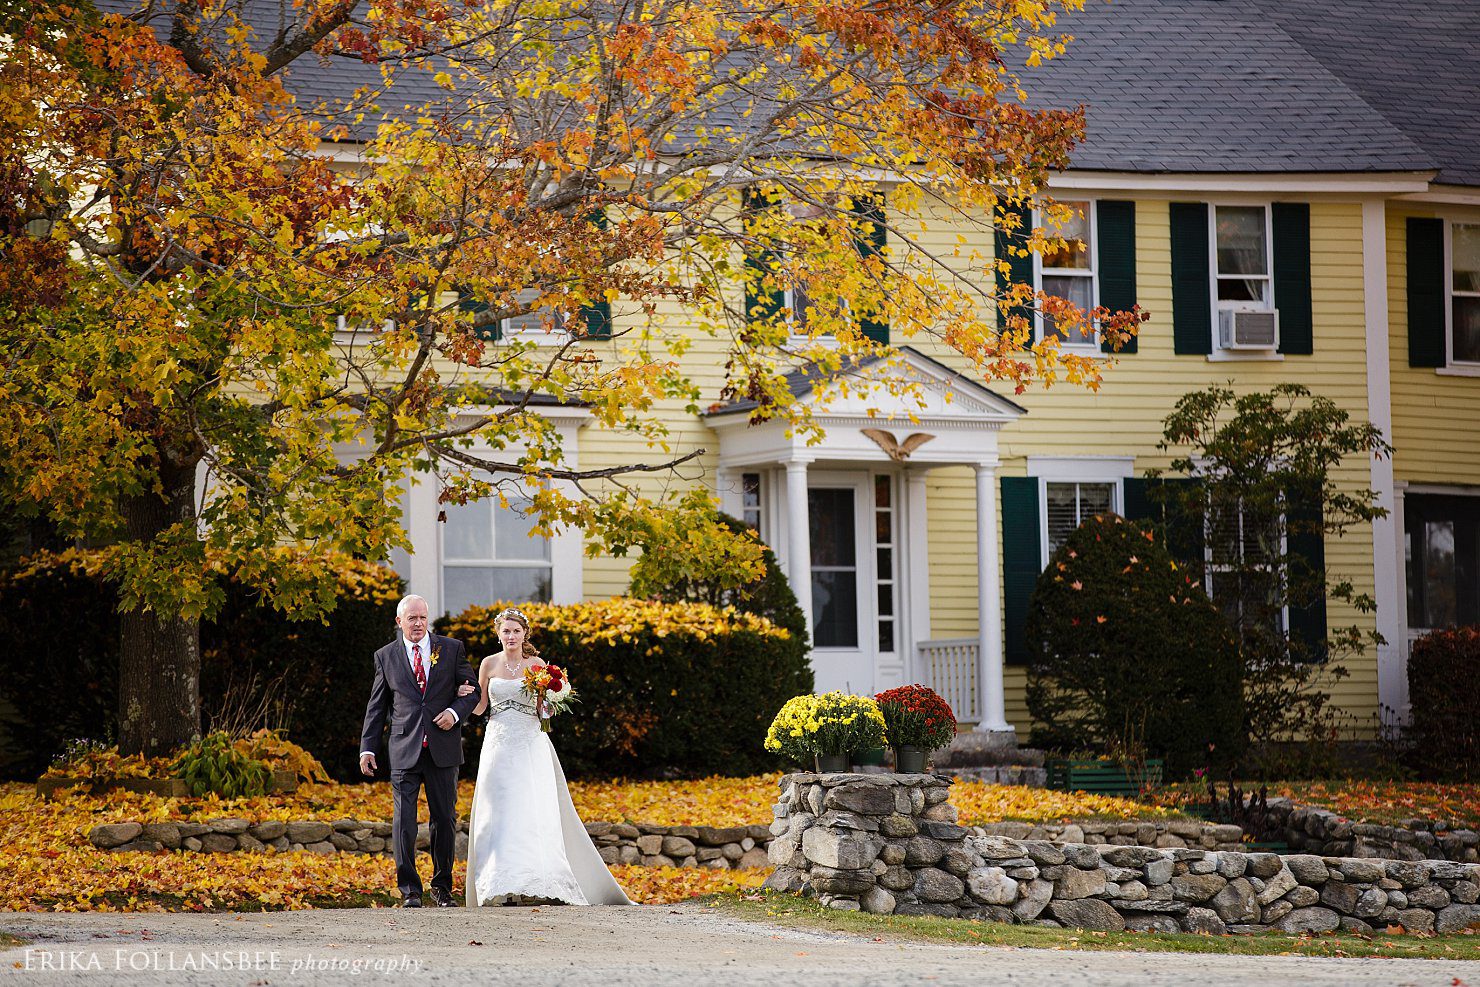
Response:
[429,887,456,907]
[401,894,423,908]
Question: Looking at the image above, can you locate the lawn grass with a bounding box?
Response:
[710,891,1480,961]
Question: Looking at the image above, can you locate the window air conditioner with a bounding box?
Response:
[1218,308,1279,350]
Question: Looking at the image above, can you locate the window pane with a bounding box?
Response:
[1079,482,1114,519]
[1217,276,1268,303]
[876,546,892,575]
[1454,224,1480,292]
[495,500,550,561]
[1043,275,1094,346]
[1454,297,1480,362]
[1424,520,1457,628]
[1045,482,1080,556]
[809,488,856,567]
[490,566,551,604]
[443,501,492,560]
[742,473,762,510]
[812,570,859,648]
[875,508,893,545]
[877,581,894,617]
[878,619,895,653]
[1216,207,1268,276]
[442,566,493,617]
[1042,202,1091,270]
[874,474,891,509]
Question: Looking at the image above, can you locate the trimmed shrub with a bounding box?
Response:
[440,598,811,778]
[0,554,402,781]
[629,512,809,644]
[1025,513,1244,777]
[1406,626,1480,781]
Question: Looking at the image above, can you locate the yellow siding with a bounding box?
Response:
[565,195,1383,732]
[1386,203,1480,486]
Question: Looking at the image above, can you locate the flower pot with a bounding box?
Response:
[894,745,927,774]
[851,746,886,769]
[814,753,850,773]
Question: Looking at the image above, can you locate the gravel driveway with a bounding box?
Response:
[3,904,1476,986]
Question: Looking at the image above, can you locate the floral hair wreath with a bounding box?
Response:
[497,607,529,624]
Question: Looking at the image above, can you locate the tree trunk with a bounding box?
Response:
[117,460,201,756]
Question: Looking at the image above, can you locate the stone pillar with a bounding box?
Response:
[974,459,1013,736]
[784,458,813,635]
[764,772,969,915]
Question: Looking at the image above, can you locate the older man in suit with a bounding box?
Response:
[360,594,481,907]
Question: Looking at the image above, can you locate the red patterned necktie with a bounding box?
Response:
[412,643,427,693]
[413,644,428,748]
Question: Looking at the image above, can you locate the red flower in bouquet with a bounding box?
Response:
[522,663,577,732]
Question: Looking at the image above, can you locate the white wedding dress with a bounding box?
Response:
[465,676,631,906]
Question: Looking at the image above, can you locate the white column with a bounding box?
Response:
[1363,198,1407,723]
[785,458,813,636]
[974,459,1012,734]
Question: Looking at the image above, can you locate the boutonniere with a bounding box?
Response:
[429,646,441,668]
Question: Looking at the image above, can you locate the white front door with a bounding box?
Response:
[807,472,878,696]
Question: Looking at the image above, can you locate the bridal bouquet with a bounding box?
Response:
[522,663,576,732]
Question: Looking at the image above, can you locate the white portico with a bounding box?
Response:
[705,347,1025,734]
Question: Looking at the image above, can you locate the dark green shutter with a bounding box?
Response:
[743,189,784,326]
[1285,483,1328,661]
[1122,477,1152,522]
[579,209,613,339]
[1273,202,1313,355]
[1001,476,1042,666]
[995,200,1033,337]
[458,292,500,341]
[1124,477,1204,567]
[1170,202,1212,355]
[853,192,889,343]
[1096,200,1138,354]
[1407,217,1446,368]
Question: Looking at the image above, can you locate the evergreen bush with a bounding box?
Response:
[1025,513,1244,777]
[1406,627,1480,781]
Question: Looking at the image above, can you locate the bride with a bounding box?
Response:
[457,606,631,906]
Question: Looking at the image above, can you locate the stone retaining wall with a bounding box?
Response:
[85,818,772,870]
[1265,798,1480,863]
[764,773,1480,934]
[973,819,1249,851]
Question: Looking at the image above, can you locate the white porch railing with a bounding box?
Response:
[916,638,980,723]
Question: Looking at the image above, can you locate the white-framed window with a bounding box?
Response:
[440,489,553,616]
[1210,203,1277,354]
[1043,480,1116,560]
[495,286,568,343]
[1205,495,1286,637]
[1449,221,1480,365]
[1035,200,1098,349]
[1027,457,1135,567]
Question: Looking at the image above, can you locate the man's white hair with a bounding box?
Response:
[396,594,429,620]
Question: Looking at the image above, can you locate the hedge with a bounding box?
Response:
[1407,626,1480,781]
[0,553,402,781]
[439,598,811,778]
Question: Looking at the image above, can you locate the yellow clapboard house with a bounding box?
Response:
[299,0,1477,742]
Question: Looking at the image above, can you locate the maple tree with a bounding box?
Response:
[0,0,1139,755]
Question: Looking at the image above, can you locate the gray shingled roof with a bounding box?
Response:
[1251,0,1480,187]
[1024,0,1435,176]
[114,0,1477,185]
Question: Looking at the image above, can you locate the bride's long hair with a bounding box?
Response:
[496,607,541,660]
